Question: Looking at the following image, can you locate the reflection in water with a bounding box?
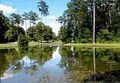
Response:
[0,46,57,83]
[59,46,94,82]
[59,46,120,82]
[0,46,120,82]
[84,48,120,82]
[93,47,96,82]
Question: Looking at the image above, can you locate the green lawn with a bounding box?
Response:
[0,42,40,48]
[0,43,17,48]
[0,41,62,48]
[64,43,120,47]
[1,41,120,48]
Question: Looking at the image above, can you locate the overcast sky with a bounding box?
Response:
[0,0,70,35]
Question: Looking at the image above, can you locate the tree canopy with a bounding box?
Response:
[58,0,120,43]
[27,22,56,42]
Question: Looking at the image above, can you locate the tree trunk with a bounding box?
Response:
[93,0,96,44]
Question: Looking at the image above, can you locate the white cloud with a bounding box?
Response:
[0,4,16,14]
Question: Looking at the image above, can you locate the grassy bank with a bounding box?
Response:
[1,42,120,48]
[0,42,39,48]
[64,43,120,47]
[0,42,62,48]
[0,43,17,48]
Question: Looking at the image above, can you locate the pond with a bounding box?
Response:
[0,46,120,83]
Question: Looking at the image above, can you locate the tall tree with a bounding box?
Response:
[38,0,49,22]
[22,12,29,34]
[28,11,39,27]
[0,11,10,43]
[9,13,24,40]
[58,0,120,43]
[9,13,23,26]
[37,0,49,42]
[58,0,92,43]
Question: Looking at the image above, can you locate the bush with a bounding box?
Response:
[97,29,113,43]
[18,34,29,51]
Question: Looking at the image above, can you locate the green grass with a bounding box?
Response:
[0,43,17,48]
[64,43,120,47]
[0,42,40,48]
[1,42,120,48]
[0,41,62,48]
[52,41,62,44]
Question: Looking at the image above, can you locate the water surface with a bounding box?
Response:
[0,46,120,83]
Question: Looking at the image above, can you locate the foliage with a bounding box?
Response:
[0,11,39,43]
[0,11,25,43]
[28,11,40,26]
[97,29,113,43]
[1,0,120,43]
[58,26,72,43]
[9,13,23,26]
[6,26,25,42]
[18,34,29,51]
[58,0,120,43]
[0,11,10,43]
[5,28,15,41]
[38,0,49,16]
[27,22,56,42]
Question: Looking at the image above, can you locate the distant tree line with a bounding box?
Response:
[27,22,56,42]
[0,11,55,43]
[0,11,25,43]
[57,0,120,43]
[0,0,56,43]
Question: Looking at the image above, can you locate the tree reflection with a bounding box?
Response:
[0,49,19,81]
[85,48,120,82]
[0,46,57,79]
[59,46,120,82]
[17,46,57,75]
[59,46,93,82]
[28,46,57,65]
[1,46,120,82]
[0,49,9,77]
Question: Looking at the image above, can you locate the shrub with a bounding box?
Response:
[18,34,29,51]
[97,29,113,43]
